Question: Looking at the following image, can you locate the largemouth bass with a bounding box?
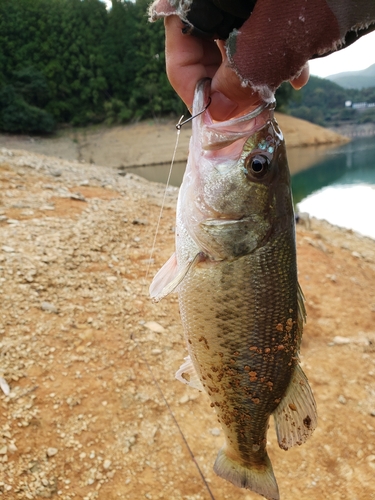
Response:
[150,78,317,500]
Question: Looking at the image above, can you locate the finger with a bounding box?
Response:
[210,40,261,121]
[290,63,310,90]
[164,15,221,108]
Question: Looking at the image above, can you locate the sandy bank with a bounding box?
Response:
[0,113,349,176]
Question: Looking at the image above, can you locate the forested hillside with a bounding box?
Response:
[0,0,295,134]
[0,0,184,133]
[287,75,375,127]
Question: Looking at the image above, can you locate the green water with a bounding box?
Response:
[293,137,375,239]
[125,136,375,239]
[291,137,375,205]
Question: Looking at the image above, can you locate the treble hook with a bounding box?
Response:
[176,97,212,130]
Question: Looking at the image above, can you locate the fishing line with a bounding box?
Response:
[139,102,216,499]
[144,115,183,284]
[145,98,212,284]
[133,338,217,500]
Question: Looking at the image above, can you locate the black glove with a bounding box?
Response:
[183,0,257,39]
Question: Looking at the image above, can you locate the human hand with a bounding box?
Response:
[165,15,309,122]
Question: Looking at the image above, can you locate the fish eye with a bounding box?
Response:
[245,154,270,179]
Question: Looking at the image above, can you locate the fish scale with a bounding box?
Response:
[178,233,299,462]
[150,78,317,500]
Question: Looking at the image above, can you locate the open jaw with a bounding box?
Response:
[193,78,276,159]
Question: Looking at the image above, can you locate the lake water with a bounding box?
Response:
[125,136,375,240]
[293,137,375,239]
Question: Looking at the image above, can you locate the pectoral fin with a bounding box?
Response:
[175,355,204,391]
[273,364,317,450]
[149,253,203,302]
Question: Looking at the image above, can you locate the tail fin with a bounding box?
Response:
[213,447,279,500]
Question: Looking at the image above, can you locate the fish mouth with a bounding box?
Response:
[193,79,276,153]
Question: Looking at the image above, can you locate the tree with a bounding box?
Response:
[0,0,191,130]
[0,84,55,133]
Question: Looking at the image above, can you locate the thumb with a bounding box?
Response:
[210,41,261,121]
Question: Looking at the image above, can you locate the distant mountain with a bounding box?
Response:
[286,75,375,127]
[326,63,375,89]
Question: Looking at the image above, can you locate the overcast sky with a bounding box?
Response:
[100,1,375,79]
[309,31,375,78]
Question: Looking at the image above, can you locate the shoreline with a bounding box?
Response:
[0,113,349,176]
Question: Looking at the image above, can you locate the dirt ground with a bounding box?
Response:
[0,135,374,500]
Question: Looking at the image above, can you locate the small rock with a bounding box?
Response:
[210,428,221,436]
[0,148,13,156]
[70,192,86,201]
[0,377,10,396]
[21,209,34,216]
[144,321,165,334]
[338,395,347,405]
[326,274,337,282]
[339,462,353,480]
[140,258,154,265]
[25,271,36,283]
[2,246,15,253]
[40,205,55,211]
[8,443,17,453]
[41,302,58,314]
[370,410,375,417]
[50,170,62,177]
[46,447,58,457]
[103,459,111,470]
[179,394,189,404]
[0,446,8,455]
[332,336,351,345]
[132,218,148,225]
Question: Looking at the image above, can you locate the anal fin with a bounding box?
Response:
[273,363,317,450]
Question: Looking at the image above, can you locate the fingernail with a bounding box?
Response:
[210,92,238,121]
